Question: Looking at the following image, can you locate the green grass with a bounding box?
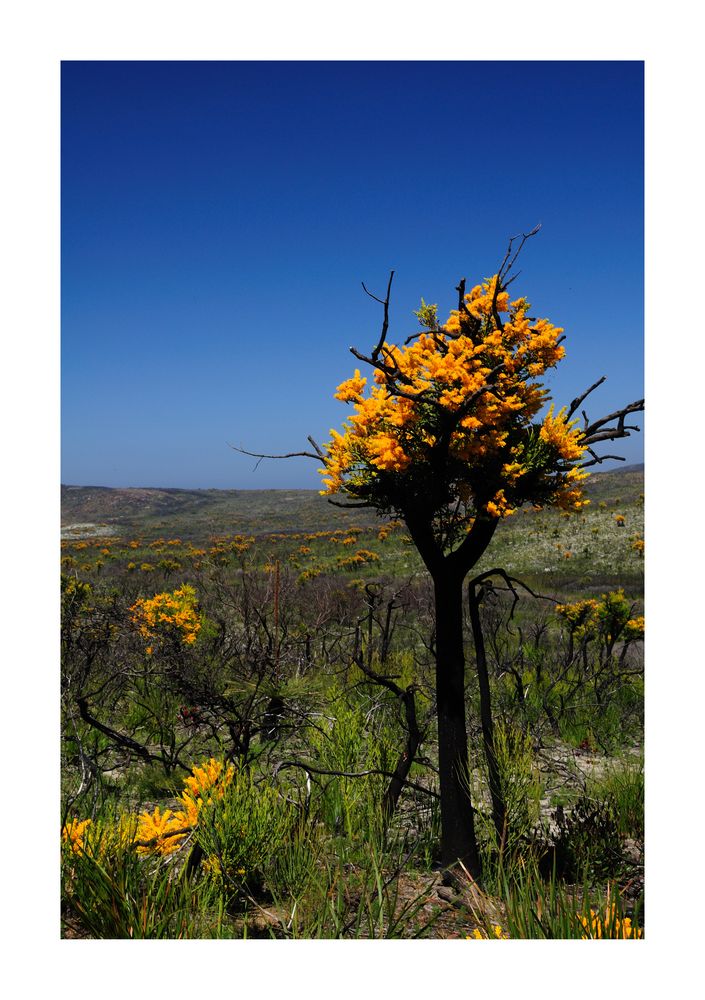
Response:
[61,465,644,939]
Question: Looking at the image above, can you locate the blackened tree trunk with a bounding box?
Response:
[468,579,507,852]
[433,571,482,878]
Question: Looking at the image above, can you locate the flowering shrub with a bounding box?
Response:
[130,584,201,650]
[63,758,236,863]
[622,616,645,642]
[135,806,191,857]
[62,812,137,861]
[555,590,643,644]
[337,548,380,570]
[136,757,235,857]
[195,771,296,894]
[182,757,234,802]
[320,275,589,527]
[555,598,600,636]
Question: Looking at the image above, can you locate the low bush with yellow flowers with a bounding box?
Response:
[129,584,202,652]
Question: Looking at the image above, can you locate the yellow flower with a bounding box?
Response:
[319,272,587,524]
[130,585,201,650]
[181,757,235,803]
[135,805,192,857]
[334,369,367,403]
[540,405,586,463]
[466,924,508,939]
[579,905,643,939]
[62,818,92,854]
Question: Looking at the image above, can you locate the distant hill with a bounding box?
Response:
[60,485,381,540]
[61,464,644,542]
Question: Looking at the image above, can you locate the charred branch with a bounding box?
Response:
[468,568,558,619]
[567,376,607,420]
[326,497,374,509]
[361,269,395,362]
[498,223,542,285]
[352,650,425,820]
[456,277,470,315]
[580,449,626,468]
[229,444,321,470]
[273,759,438,800]
[581,400,644,444]
[564,377,645,464]
[307,435,326,459]
[76,696,166,766]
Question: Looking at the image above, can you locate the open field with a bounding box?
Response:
[62,465,644,595]
[61,465,644,939]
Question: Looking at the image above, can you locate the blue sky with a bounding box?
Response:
[61,60,644,489]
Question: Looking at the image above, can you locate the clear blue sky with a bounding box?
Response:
[61,60,643,489]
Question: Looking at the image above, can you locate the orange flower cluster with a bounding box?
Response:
[555,598,600,635]
[556,591,644,644]
[579,905,643,939]
[336,548,380,570]
[135,758,235,857]
[62,759,236,861]
[129,584,201,650]
[62,818,92,854]
[320,275,588,521]
[467,924,509,939]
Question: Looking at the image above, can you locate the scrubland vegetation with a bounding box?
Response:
[61,469,643,939]
[62,248,644,939]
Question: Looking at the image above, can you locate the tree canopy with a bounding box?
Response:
[319,271,590,567]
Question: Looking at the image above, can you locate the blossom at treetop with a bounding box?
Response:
[319,274,589,543]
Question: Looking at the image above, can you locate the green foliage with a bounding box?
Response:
[413,298,439,330]
[541,794,624,882]
[492,720,543,853]
[264,819,323,902]
[305,692,395,841]
[497,858,643,939]
[195,772,297,897]
[269,832,438,939]
[60,469,643,939]
[586,755,644,841]
[61,812,212,939]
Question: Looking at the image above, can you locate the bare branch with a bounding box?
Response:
[307,435,326,459]
[76,697,162,764]
[468,568,558,614]
[581,400,644,443]
[583,425,641,446]
[349,345,398,380]
[499,223,542,284]
[566,376,607,420]
[353,652,405,698]
[326,497,374,509]
[580,449,626,468]
[360,269,395,361]
[491,274,505,333]
[229,443,321,462]
[455,277,470,315]
[272,759,439,799]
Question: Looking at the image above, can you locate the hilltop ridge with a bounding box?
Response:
[61,465,643,542]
